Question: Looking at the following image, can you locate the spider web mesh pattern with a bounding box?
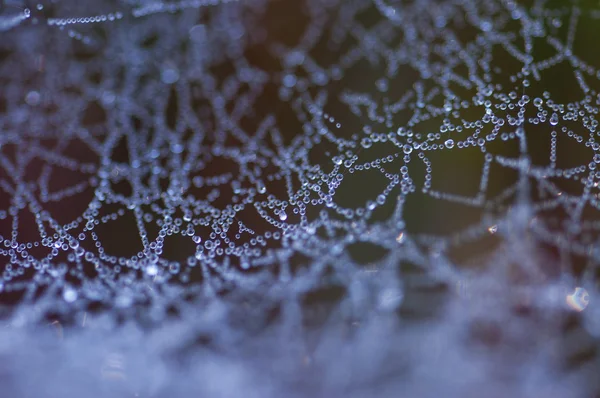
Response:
[0,0,600,396]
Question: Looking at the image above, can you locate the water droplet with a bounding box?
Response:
[396,232,405,243]
[283,74,297,88]
[161,65,180,84]
[63,287,78,303]
[566,287,589,312]
[146,264,158,276]
[257,180,266,194]
[376,78,388,92]
[25,91,40,106]
[279,211,288,221]
[361,138,372,148]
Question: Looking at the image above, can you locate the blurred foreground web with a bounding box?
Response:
[0,0,600,397]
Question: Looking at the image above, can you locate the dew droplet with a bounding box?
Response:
[279,211,288,221]
[161,65,180,84]
[63,287,78,303]
[146,264,158,276]
[566,287,589,312]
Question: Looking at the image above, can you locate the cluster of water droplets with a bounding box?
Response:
[1,0,600,396]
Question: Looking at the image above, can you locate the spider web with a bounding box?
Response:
[0,0,599,396]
